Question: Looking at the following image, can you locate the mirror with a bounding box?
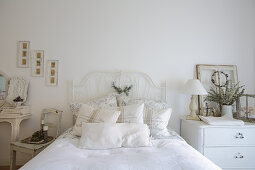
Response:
[6,77,29,106]
[0,71,9,107]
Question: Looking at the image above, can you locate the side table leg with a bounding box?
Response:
[10,147,16,170]
[11,119,21,142]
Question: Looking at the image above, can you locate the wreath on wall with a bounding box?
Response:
[211,71,229,87]
[112,82,132,96]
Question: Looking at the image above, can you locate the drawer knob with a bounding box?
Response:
[234,153,244,159]
[235,133,244,139]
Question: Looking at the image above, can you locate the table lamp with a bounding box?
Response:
[182,79,208,120]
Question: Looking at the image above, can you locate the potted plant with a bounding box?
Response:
[205,79,245,117]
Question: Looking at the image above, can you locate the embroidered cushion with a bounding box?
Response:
[116,96,171,138]
[72,104,120,136]
[117,103,144,124]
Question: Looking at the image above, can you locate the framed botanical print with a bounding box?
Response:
[17,41,30,68]
[31,50,44,77]
[196,64,238,116]
[46,60,59,86]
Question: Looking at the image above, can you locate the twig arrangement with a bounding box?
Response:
[112,82,132,96]
[206,79,245,105]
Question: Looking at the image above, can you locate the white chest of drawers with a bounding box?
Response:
[180,117,255,170]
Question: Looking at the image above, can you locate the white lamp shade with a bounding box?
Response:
[182,79,208,95]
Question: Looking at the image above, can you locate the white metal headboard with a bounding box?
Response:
[72,71,167,102]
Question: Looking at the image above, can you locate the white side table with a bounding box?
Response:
[180,117,255,169]
[0,113,31,142]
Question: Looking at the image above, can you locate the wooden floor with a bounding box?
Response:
[0,166,22,170]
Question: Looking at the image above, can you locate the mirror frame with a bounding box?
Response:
[0,70,10,107]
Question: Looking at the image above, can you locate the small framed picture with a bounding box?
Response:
[36,68,41,74]
[17,41,30,68]
[37,52,41,58]
[22,59,27,65]
[46,60,59,86]
[31,50,44,77]
[51,70,55,76]
[51,62,55,68]
[36,60,41,66]
[22,43,27,49]
[22,51,27,57]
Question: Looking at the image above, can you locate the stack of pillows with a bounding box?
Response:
[70,93,172,149]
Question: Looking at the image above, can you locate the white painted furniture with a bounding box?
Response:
[180,117,255,170]
[41,108,62,137]
[10,108,62,170]
[0,109,31,142]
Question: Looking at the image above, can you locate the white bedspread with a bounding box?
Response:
[21,129,221,170]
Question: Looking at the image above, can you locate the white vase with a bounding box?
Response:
[221,105,233,118]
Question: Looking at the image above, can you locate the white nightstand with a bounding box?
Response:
[180,117,255,170]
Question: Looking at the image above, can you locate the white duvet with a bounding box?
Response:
[21,129,221,170]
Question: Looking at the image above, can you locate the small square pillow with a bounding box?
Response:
[117,103,144,123]
[79,123,152,149]
[72,104,121,136]
[144,108,172,138]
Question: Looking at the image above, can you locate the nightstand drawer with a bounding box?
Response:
[204,147,255,168]
[204,128,255,146]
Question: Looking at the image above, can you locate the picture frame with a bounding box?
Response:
[46,60,59,86]
[196,64,238,116]
[31,50,44,77]
[17,41,30,68]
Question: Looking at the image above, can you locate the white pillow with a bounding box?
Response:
[117,95,167,111]
[144,108,172,138]
[79,123,152,149]
[70,93,118,116]
[116,97,171,138]
[86,93,118,108]
[121,124,152,148]
[117,103,144,123]
[72,104,121,136]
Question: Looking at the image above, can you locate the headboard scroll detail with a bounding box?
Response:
[72,71,166,103]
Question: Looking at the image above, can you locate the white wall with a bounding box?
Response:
[0,0,255,165]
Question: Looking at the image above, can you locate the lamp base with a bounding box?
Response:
[186,114,200,121]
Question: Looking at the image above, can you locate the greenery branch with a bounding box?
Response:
[205,80,245,105]
[112,82,133,96]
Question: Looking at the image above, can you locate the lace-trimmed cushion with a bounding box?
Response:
[70,93,118,116]
[117,95,167,111]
